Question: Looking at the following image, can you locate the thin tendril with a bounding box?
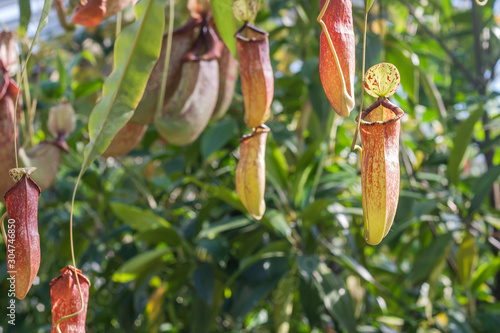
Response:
[350,7,371,152]
[13,35,36,168]
[156,0,175,118]
[55,173,84,332]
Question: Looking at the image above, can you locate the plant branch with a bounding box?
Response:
[400,0,484,89]
[54,0,75,31]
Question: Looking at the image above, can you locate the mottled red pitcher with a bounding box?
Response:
[50,266,90,333]
[359,99,404,245]
[4,168,41,299]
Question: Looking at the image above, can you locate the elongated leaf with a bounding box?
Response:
[192,263,215,305]
[227,241,290,287]
[112,247,171,283]
[419,69,447,124]
[316,263,357,333]
[188,177,246,212]
[228,257,289,320]
[468,164,500,214]
[26,0,51,58]
[365,0,375,12]
[260,209,292,240]
[273,271,296,333]
[408,233,453,283]
[448,106,484,185]
[18,0,32,37]
[470,256,500,291]
[82,0,165,172]
[197,217,252,238]
[265,142,289,191]
[298,272,323,328]
[201,118,238,160]
[111,202,170,231]
[211,0,237,58]
[136,227,182,247]
[455,232,478,286]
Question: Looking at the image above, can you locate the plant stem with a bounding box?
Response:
[351,8,369,151]
[156,0,175,118]
[116,11,122,36]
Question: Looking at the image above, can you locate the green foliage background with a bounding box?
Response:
[1,0,500,332]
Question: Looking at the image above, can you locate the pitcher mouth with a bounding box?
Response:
[239,124,270,144]
[355,99,404,126]
[234,22,269,42]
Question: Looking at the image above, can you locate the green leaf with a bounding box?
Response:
[135,227,182,247]
[211,0,237,58]
[191,295,213,333]
[265,142,289,191]
[201,118,238,160]
[408,233,453,283]
[273,270,297,333]
[111,202,170,231]
[448,106,485,185]
[57,53,68,92]
[470,256,500,291]
[197,217,253,238]
[112,247,171,283]
[226,241,290,287]
[385,39,415,101]
[260,209,292,240]
[365,0,375,13]
[298,272,323,328]
[18,0,31,37]
[73,79,104,98]
[302,199,334,229]
[82,0,165,172]
[419,70,447,125]
[316,263,357,333]
[187,177,246,212]
[192,263,215,305]
[455,232,478,286]
[26,0,51,59]
[468,164,500,214]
